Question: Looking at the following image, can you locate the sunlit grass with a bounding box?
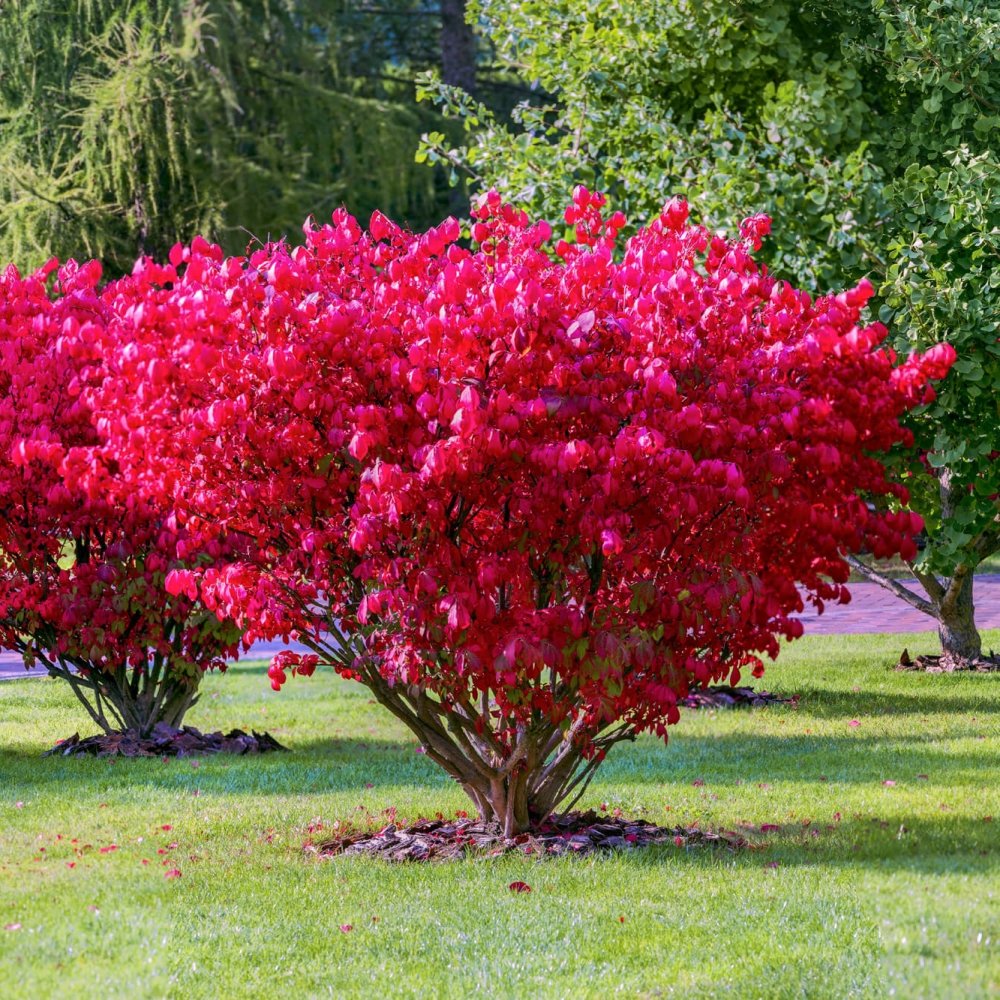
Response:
[0,632,998,998]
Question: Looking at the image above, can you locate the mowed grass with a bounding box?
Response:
[0,633,998,999]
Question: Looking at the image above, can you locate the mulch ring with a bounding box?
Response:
[43,723,289,758]
[896,648,1000,673]
[315,810,747,862]
[679,685,797,709]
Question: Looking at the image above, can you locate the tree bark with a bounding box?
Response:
[937,570,983,669]
[439,0,477,218]
[439,0,476,97]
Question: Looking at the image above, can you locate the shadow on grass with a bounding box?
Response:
[615,812,998,875]
[600,731,994,786]
[784,682,1000,720]
[0,734,448,799]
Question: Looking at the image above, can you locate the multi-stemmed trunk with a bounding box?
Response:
[305,625,632,837]
[27,647,199,738]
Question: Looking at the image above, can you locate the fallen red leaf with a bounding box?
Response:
[339,924,353,933]
[4,923,20,932]
[848,720,861,727]
[164,868,182,879]
[509,881,532,893]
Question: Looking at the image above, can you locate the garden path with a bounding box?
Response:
[3,577,1000,679]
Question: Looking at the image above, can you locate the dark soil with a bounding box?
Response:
[679,685,797,709]
[43,723,289,757]
[315,809,748,862]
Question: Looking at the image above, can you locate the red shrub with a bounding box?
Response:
[0,259,240,736]
[84,190,952,830]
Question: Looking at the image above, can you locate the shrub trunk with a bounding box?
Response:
[33,650,199,738]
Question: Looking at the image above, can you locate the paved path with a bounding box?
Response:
[792,573,1000,635]
[3,576,1000,680]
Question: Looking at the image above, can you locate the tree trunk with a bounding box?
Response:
[938,570,983,670]
[439,0,476,97]
[439,0,476,218]
[32,650,200,738]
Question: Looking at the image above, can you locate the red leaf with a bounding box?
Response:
[339,924,353,933]
[4,923,20,932]
[508,881,532,893]
[164,868,182,879]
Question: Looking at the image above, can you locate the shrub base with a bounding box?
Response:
[315,810,747,862]
[43,723,289,757]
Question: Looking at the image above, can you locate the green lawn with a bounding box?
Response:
[1,633,998,999]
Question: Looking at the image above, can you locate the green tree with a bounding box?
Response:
[418,0,1000,669]
[0,0,448,274]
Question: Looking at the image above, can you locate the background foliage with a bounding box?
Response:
[0,0,475,273]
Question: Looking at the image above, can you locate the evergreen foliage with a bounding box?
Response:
[0,0,447,274]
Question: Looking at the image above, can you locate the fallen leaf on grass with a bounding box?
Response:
[509,881,532,893]
[164,869,182,879]
[4,923,20,932]
[339,924,353,933]
[848,720,861,727]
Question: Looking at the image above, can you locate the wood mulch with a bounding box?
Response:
[896,648,1000,673]
[42,723,288,757]
[315,810,748,863]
